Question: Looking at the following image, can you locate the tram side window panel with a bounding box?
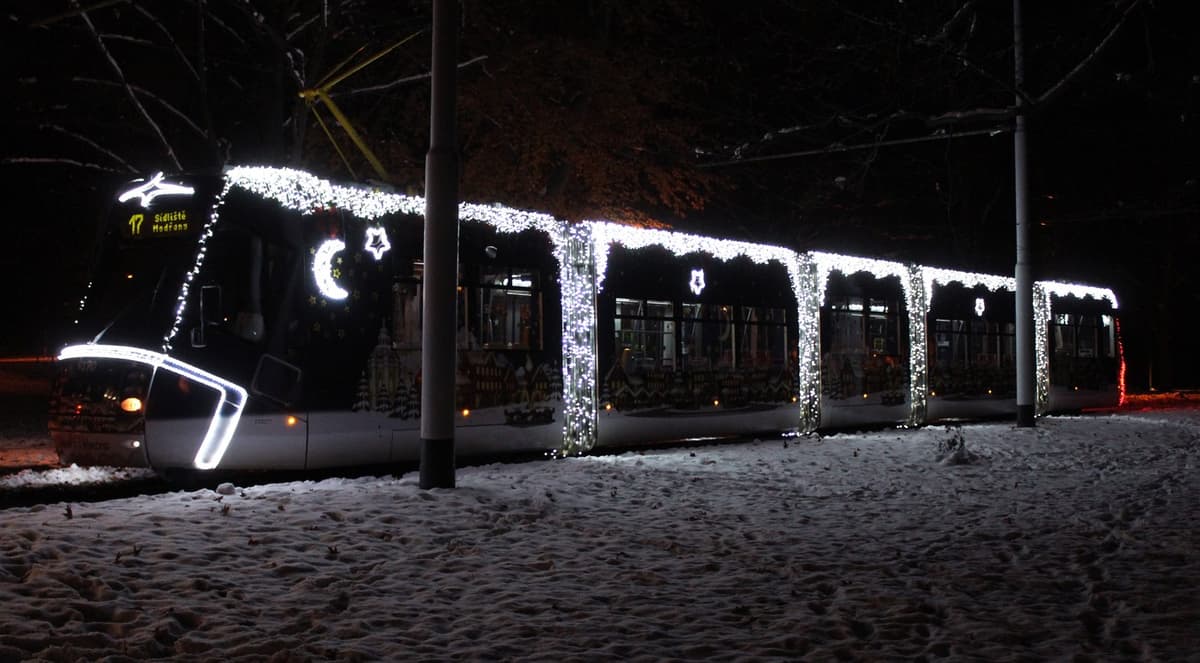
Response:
[1050,311,1118,388]
[928,287,1017,398]
[471,265,542,351]
[610,298,792,409]
[820,274,909,402]
[197,223,298,347]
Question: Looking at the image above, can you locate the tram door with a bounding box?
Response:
[159,211,308,470]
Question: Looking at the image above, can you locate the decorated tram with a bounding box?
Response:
[49,166,1123,471]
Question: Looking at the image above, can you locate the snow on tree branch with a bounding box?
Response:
[1,157,122,172]
[38,124,139,173]
[132,4,200,82]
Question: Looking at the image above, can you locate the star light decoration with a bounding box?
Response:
[364,226,391,260]
[145,164,1123,461]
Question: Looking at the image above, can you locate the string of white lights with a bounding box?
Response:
[1033,283,1051,414]
[922,267,1016,305]
[1040,282,1118,309]
[107,164,1124,465]
[163,178,234,352]
[552,222,599,455]
[590,222,797,294]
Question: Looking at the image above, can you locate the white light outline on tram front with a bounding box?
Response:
[57,344,248,470]
[117,172,196,208]
[314,238,349,300]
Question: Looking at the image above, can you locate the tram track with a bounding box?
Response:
[0,474,173,509]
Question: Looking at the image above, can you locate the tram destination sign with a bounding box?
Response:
[120,209,197,240]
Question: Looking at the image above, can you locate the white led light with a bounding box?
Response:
[57,344,248,470]
[583,221,804,447]
[689,268,706,296]
[1040,282,1118,309]
[922,267,1015,305]
[134,165,1121,460]
[117,172,196,208]
[314,239,349,300]
[975,297,986,317]
[364,226,391,260]
[591,222,797,293]
[163,179,233,352]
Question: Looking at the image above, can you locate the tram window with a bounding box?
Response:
[613,298,676,370]
[679,304,735,369]
[476,267,541,350]
[933,318,1015,370]
[1052,312,1119,359]
[391,280,421,349]
[202,226,294,345]
[1053,313,1077,356]
[1101,315,1116,358]
[828,298,866,354]
[739,307,787,367]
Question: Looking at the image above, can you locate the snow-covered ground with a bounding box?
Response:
[1,407,1198,660]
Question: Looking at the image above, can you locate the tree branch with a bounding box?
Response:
[74,77,208,140]
[1,157,120,171]
[338,55,489,96]
[699,127,1010,168]
[39,124,139,172]
[75,2,182,170]
[1035,0,1144,108]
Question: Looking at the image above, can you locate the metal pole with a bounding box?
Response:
[420,0,460,487]
[1014,0,1036,427]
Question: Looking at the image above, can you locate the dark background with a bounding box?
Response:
[1,0,1195,389]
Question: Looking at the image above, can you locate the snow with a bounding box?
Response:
[1,409,1198,660]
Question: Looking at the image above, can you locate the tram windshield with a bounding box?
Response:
[74,229,198,348]
[72,177,217,349]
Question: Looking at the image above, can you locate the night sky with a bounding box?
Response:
[1,1,1196,388]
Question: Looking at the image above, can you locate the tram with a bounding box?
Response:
[48,166,1123,471]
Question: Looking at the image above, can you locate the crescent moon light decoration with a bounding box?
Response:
[314,238,349,300]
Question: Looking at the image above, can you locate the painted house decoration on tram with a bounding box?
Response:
[50,166,1123,472]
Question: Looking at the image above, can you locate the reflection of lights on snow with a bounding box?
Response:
[314,239,349,300]
[975,298,986,317]
[58,344,247,470]
[117,172,195,208]
[364,226,391,260]
[689,269,706,295]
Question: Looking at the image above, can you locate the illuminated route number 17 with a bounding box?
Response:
[128,214,144,236]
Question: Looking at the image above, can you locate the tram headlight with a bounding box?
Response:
[120,397,143,413]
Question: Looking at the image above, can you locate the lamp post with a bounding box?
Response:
[420,0,460,487]
[1014,0,1036,427]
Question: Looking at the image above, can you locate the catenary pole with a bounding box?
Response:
[1014,0,1036,427]
[420,0,460,488]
